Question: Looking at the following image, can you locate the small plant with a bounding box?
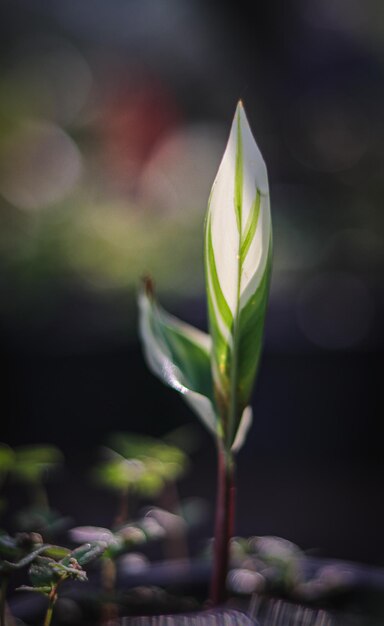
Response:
[19,542,106,626]
[139,101,272,604]
[93,432,188,526]
[69,514,168,623]
[68,433,188,622]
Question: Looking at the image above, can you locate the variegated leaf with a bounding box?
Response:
[139,277,254,452]
[139,279,218,437]
[205,101,272,446]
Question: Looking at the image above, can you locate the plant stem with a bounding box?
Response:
[100,557,118,625]
[209,445,235,606]
[0,577,7,626]
[43,585,58,626]
[114,487,130,528]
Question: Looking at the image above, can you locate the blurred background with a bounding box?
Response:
[0,0,383,567]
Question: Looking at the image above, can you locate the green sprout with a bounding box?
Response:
[139,102,272,604]
[18,542,106,626]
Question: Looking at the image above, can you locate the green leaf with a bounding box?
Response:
[139,280,218,437]
[17,585,52,595]
[41,545,71,560]
[61,542,106,567]
[93,457,146,492]
[29,557,58,587]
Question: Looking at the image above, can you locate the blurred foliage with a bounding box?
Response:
[0,0,382,358]
[11,445,63,484]
[0,199,205,298]
[70,511,166,561]
[0,446,15,477]
[226,535,305,601]
[0,443,68,538]
[94,433,188,499]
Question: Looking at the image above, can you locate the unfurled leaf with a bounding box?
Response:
[204,102,272,447]
[60,542,106,567]
[139,283,217,437]
[17,584,52,594]
[42,545,71,560]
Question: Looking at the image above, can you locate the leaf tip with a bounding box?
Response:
[141,274,155,299]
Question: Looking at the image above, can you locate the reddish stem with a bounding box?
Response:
[209,445,235,605]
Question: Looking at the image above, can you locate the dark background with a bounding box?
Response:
[0,0,383,565]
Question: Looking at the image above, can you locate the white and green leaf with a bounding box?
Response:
[139,280,217,437]
[139,102,272,454]
[205,101,272,446]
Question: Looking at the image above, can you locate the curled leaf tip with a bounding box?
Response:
[142,274,155,298]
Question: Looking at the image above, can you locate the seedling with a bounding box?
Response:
[139,101,272,604]
[86,433,188,621]
[19,542,106,626]
[94,433,187,526]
